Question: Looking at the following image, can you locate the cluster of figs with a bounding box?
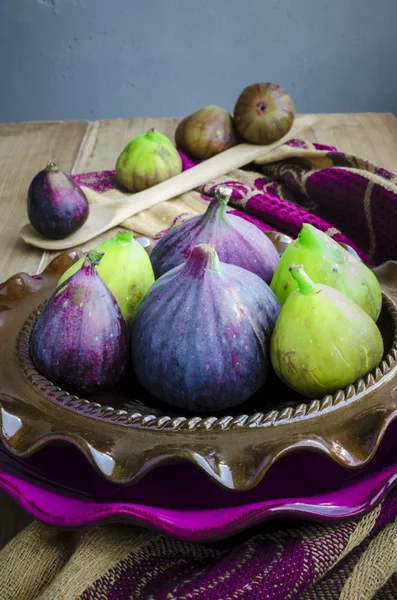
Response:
[29,184,384,412]
[27,81,297,239]
[26,80,384,410]
[115,82,296,193]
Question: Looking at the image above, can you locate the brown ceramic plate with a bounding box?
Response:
[1,234,397,492]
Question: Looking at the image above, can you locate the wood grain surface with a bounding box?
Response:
[0,112,397,548]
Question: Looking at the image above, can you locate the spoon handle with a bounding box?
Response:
[108,115,317,226]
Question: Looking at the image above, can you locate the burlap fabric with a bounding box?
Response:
[0,138,396,598]
[0,496,396,599]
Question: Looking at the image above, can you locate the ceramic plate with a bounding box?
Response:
[1,420,397,541]
[1,234,397,492]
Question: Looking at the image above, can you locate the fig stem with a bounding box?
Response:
[84,250,104,267]
[115,230,134,246]
[298,223,324,250]
[197,243,220,271]
[185,243,220,275]
[202,186,231,224]
[46,160,58,170]
[215,185,233,207]
[289,264,318,295]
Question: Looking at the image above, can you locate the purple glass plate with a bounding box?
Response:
[2,419,397,542]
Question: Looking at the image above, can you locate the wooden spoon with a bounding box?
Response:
[19,115,316,251]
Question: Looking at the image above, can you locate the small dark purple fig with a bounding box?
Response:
[150,185,280,283]
[27,160,89,239]
[30,250,128,394]
[131,243,280,412]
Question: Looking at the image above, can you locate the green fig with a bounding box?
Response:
[270,224,382,322]
[270,265,384,399]
[58,231,155,325]
[115,128,182,193]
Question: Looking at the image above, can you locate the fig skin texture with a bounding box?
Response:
[27,161,89,239]
[30,250,129,395]
[233,82,295,144]
[175,105,238,160]
[115,128,182,193]
[58,231,155,326]
[131,243,280,412]
[270,265,384,399]
[270,223,382,322]
[150,185,279,283]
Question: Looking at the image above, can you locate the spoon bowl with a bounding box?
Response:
[20,202,125,250]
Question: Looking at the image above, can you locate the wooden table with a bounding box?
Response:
[0,112,397,547]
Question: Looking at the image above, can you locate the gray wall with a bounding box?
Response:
[1,0,396,122]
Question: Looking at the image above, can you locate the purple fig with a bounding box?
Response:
[27,160,89,239]
[131,243,280,412]
[150,185,280,283]
[30,250,128,394]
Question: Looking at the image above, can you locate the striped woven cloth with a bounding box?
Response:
[0,491,396,599]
